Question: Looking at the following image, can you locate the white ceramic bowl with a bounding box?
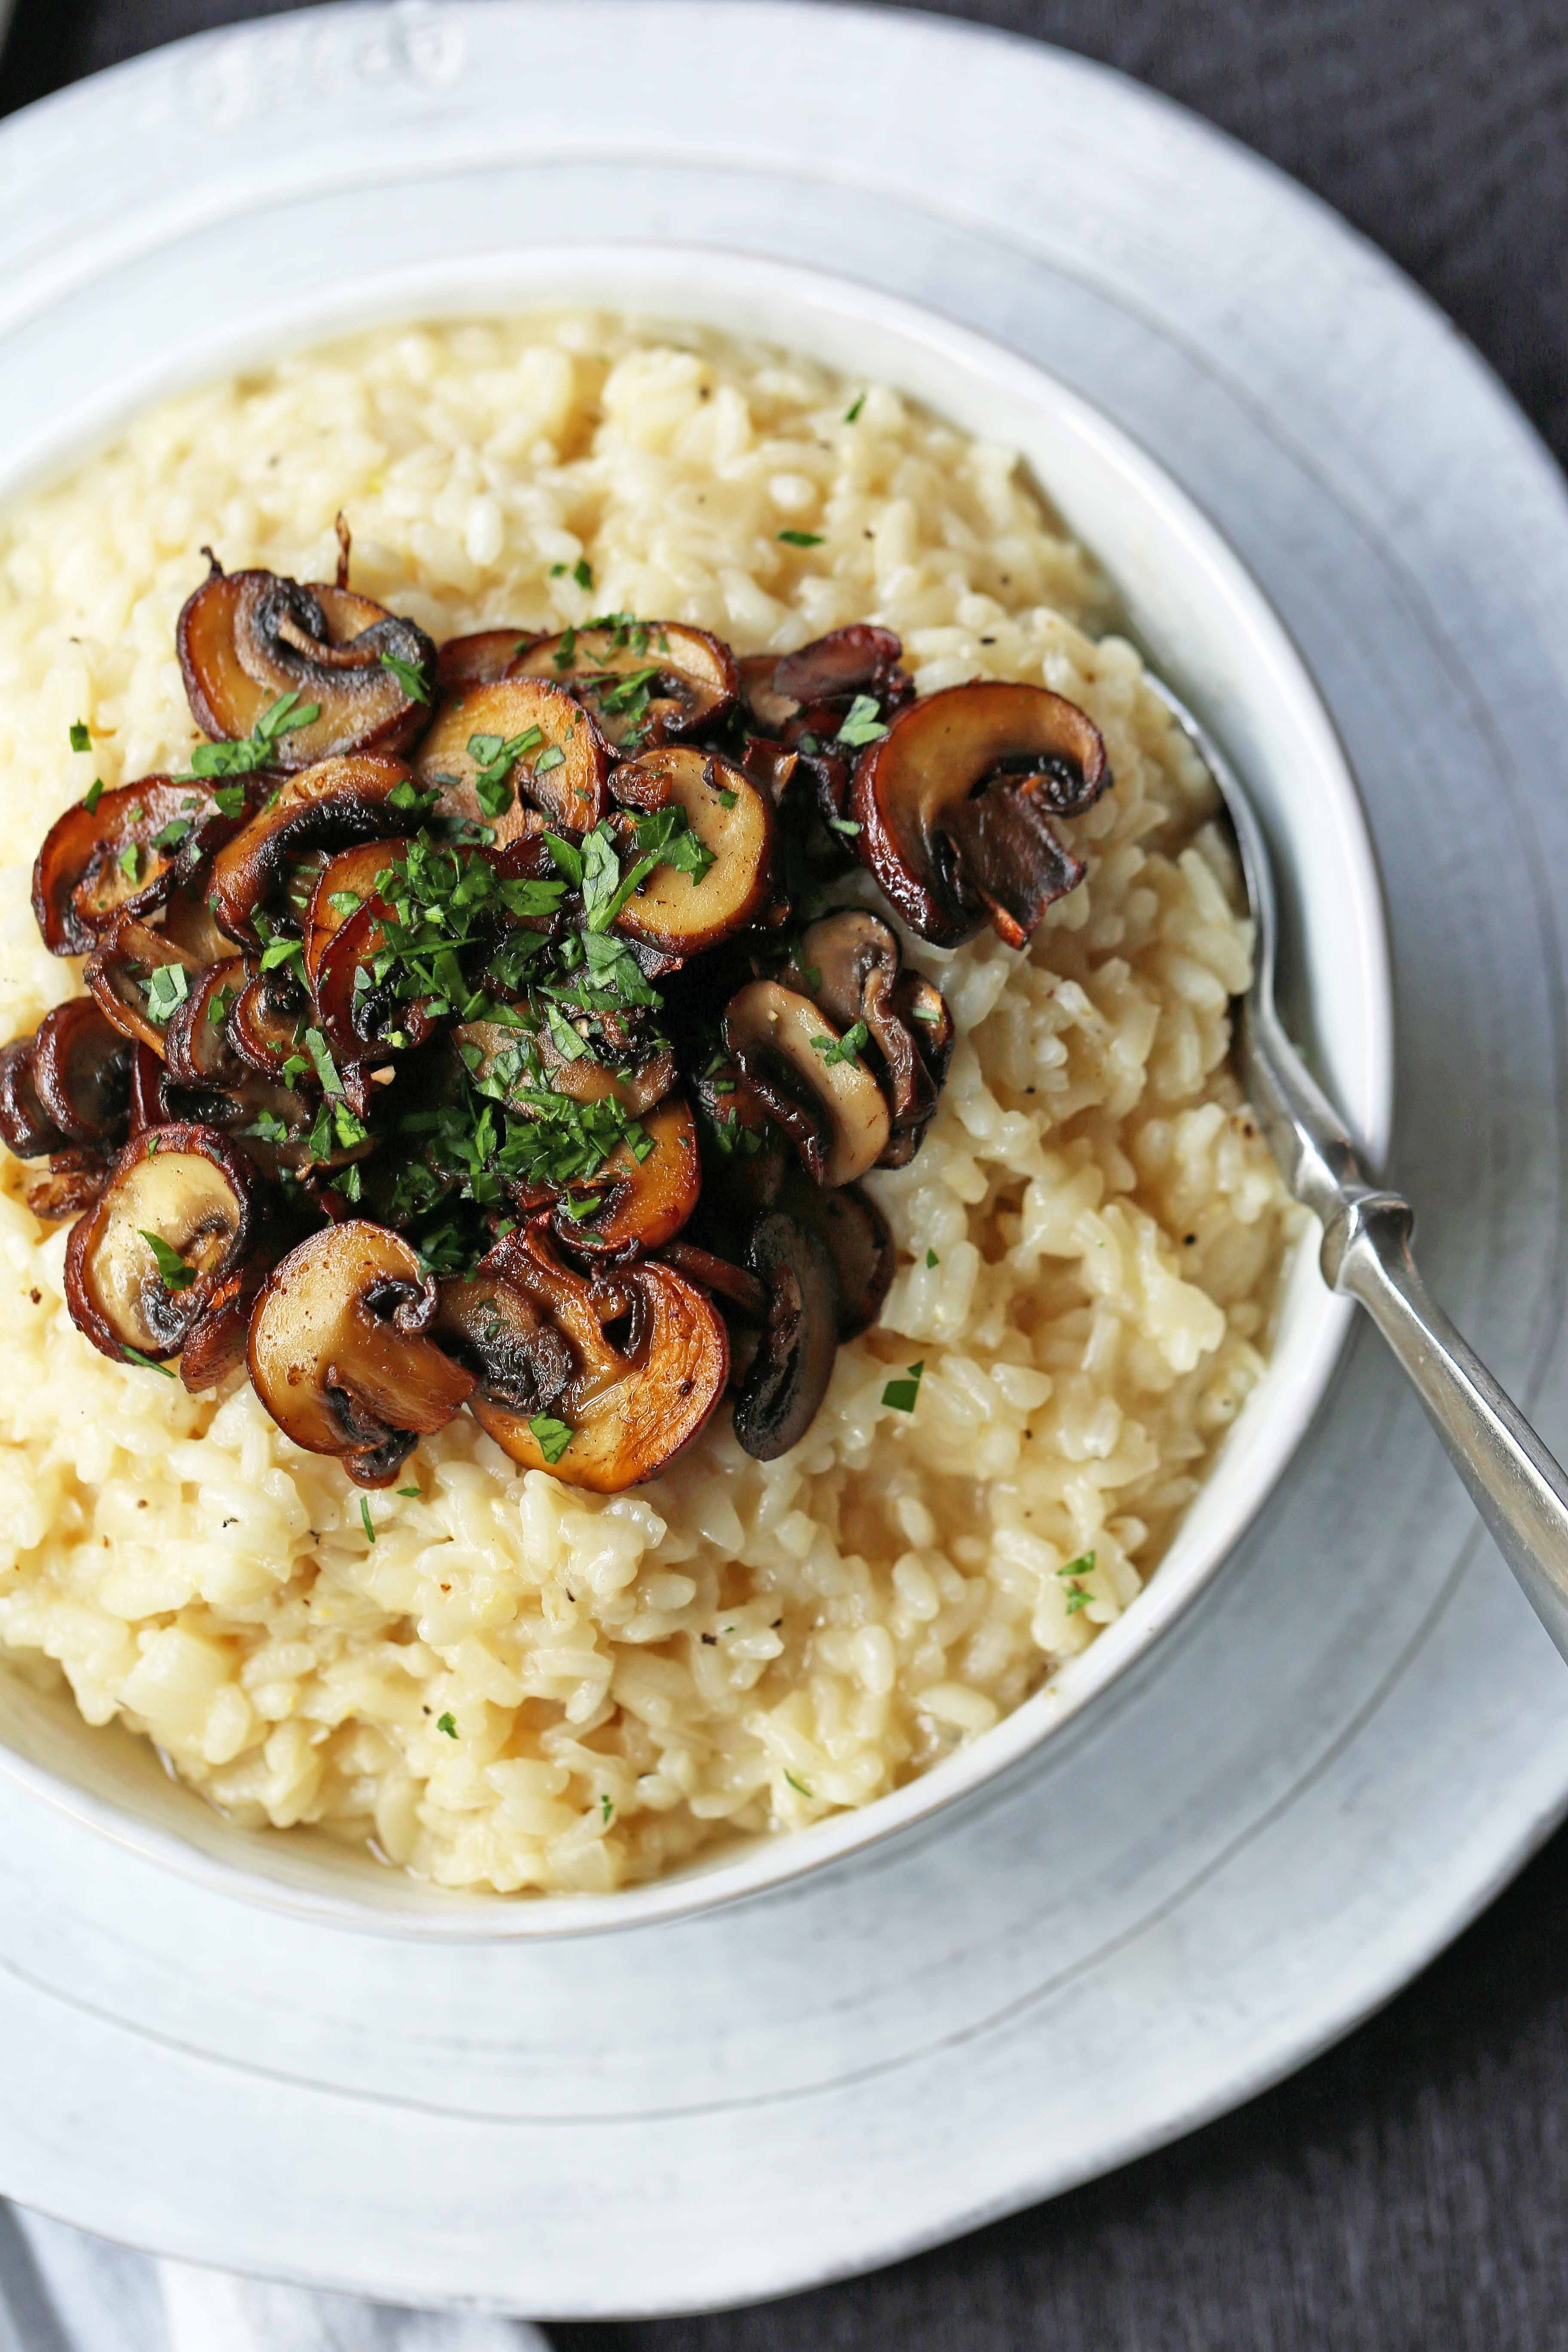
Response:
[0,246,1392,1938]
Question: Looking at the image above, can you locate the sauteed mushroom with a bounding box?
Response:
[163,960,247,1087]
[732,1210,840,1461]
[84,920,205,1058]
[0,1038,67,1160]
[436,629,536,693]
[206,755,420,946]
[64,1123,263,1364]
[609,747,773,955]
[178,562,435,768]
[453,1224,727,1490]
[26,1147,112,1225]
[775,1170,895,1339]
[722,980,891,1188]
[30,998,134,1145]
[510,621,737,750]
[32,778,250,956]
[787,910,953,1166]
[851,680,1110,948]
[413,679,608,839]
[247,1222,475,1485]
[550,1093,700,1258]
[738,625,910,735]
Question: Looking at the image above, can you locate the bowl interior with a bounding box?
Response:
[0,244,1392,1936]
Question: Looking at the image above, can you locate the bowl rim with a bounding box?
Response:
[0,241,1394,1939]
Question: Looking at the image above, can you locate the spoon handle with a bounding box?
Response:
[1237,993,1568,1659]
[1324,1192,1568,1659]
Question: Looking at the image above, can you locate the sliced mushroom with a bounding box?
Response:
[434,1267,577,1421]
[456,1018,674,1119]
[84,919,205,1057]
[509,622,737,750]
[436,629,538,692]
[738,624,911,735]
[206,755,420,947]
[30,998,134,1146]
[775,1170,894,1338]
[608,748,774,956]
[659,1237,768,1320]
[722,980,890,1188]
[851,680,1111,948]
[64,1123,263,1364]
[732,1210,840,1461]
[787,911,952,1166]
[32,777,251,956]
[26,1146,111,1225]
[178,563,435,768]
[159,880,234,968]
[550,1093,700,1259]
[413,680,608,839]
[247,1221,475,1485]
[456,1223,727,1491]
[179,1258,272,1392]
[303,839,404,984]
[0,1038,68,1159]
[228,964,309,1080]
[163,960,247,1087]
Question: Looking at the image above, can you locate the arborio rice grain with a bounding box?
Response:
[0,314,1300,1893]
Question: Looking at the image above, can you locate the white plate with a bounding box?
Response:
[1,0,1567,2317]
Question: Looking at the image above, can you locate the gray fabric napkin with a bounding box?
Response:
[0,2205,550,2352]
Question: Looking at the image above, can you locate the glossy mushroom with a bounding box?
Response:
[163,960,247,1087]
[509,622,737,750]
[26,1147,112,1225]
[32,777,251,956]
[738,624,910,735]
[64,1122,263,1364]
[178,562,435,768]
[247,1221,475,1485]
[205,755,420,947]
[787,911,953,1166]
[722,980,891,1188]
[609,747,774,956]
[731,1210,841,1461]
[0,1038,68,1160]
[550,1093,701,1259]
[413,679,608,839]
[436,629,537,693]
[851,680,1111,949]
[454,1223,727,1491]
[84,920,205,1057]
[30,998,135,1146]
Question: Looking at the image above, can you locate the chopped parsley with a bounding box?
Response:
[303,1025,344,1099]
[360,1496,377,1544]
[208,983,236,1028]
[827,815,861,836]
[380,650,431,704]
[1058,1552,1096,1616]
[83,778,104,814]
[844,393,865,424]
[138,1231,195,1290]
[437,1712,458,1738]
[778,529,823,548]
[882,1361,924,1414]
[142,962,190,1023]
[784,1772,813,1798]
[117,842,141,881]
[600,1793,614,1824]
[835,695,888,749]
[176,690,321,781]
[925,1248,939,1268]
[212,781,248,819]
[529,1415,574,1466]
[122,1346,175,1378]
[150,815,193,854]
[810,1019,868,1069]
[468,724,544,818]
[397,1486,422,1499]
[69,720,92,752]
[574,557,593,590]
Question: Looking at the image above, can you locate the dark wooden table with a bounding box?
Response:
[4,5,1567,2345]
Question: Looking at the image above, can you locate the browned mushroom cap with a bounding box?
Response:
[787,911,953,1167]
[722,980,890,1188]
[163,960,247,1087]
[247,1222,475,1486]
[608,748,775,956]
[303,839,404,984]
[0,1038,68,1159]
[26,1146,112,1225]
[776,1170,894,1339]
[738,625,910,735]
[84,919,205,1057]
[30,998,134,1145]
[732,1210,840,1461]
[455,1223,728,1491]
[32,777,252,956]
[550,1094,701,1258]
[64,1122,263,1365]
[508,622,737,750]
[206,754,420,947]
[455,1019,675,1120]
[851,681,1110,949]
[228,965,308,1080]
[413,680,608,840]
[159,880,233,968]
[436,629,537,693]
[178,565,435,768]
[179,1258,272,1393]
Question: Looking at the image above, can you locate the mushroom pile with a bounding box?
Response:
[0,542,1111,1492]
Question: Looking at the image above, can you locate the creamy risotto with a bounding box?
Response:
[0,315,1297,1893]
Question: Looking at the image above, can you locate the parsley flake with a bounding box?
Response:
[142,963,190,1024]
[360,1496,376,1544]
[69,720,92,752]
[925,1248,940,1268]
[1058,1552,1096,1615]
[177,691,320,781]
[530,1414,574,1466]
[844,393,866,423]
[600,1793,614,1824]
[139,1231,195,1290]
[123,1346,175,1378]
[778,529,824,548]
[882,1361,924,1414]
[835,695,888,748]
[784,1772,814,1798]
[83,778,104,814]
[437,1712,458,1738]
[810,1019,868,1069]
[380,651,431,704]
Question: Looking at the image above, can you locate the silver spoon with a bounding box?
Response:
[1149,677,1568,1661]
